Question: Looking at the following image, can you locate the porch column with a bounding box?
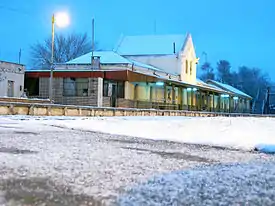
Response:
[206,91,210,111]
[178,87,183,110]
[149,86,153,101]
[164,83,167,103]
[212,92,215,112]
[200,91,204,111]
[190,90,193,111]
[172,85,175,103]
[97,77,103,107]
[134,84,138,100]
[172,85,176,109]
[229,96,232,112]
[217,95,221,112]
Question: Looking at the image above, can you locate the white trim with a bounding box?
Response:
[97,78,103,107]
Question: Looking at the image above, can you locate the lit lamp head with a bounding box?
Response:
[54,12,70,27]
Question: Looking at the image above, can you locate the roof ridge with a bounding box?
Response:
[122,34,186,37]
[113,33,125,52]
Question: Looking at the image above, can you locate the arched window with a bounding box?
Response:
[185,60,188,74]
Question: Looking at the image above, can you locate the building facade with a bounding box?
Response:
[0,60,25,98]
[25,34,252,113]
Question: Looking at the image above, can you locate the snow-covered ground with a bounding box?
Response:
[0,115,275,205]
[4,115,275,151]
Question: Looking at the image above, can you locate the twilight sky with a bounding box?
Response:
[0,0,274,79]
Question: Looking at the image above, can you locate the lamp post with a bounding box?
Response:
[49,12,70,103]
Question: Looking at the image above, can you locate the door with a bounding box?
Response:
[111,84,117,107]
[7,80,14,97]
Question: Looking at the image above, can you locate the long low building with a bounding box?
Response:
[25,34,252,113]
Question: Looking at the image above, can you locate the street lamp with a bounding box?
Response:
[49,12,70,103]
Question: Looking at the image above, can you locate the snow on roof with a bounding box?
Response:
[208,80,252,99]
[114,34,188,56]
[131,60,163,72]
[66,50,163,72]
[196,78,228,93]
[67,51,131,65]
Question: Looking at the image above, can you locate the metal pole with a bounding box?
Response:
[153,19,156,34]
[49,14,55,103]
[91,18,95,69]
[202,51,207,63]
[18,48,21,64]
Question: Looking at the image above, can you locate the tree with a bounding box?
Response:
[237,66,270,98]
[200,62,215,81]
[30,32,94,68]
[216,60,232,84]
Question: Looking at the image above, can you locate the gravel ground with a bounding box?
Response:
[117,161,275,206]
[0,117,275,205]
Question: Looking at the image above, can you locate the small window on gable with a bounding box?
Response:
[185,60,188,74]
[190,61,192,75]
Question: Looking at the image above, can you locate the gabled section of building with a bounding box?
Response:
[114,34,199,84]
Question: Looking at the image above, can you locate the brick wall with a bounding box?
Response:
[117,98,136,108]
[38,77,99,106]
[103,97,111,107]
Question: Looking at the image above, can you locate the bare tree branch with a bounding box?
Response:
[30,32,96,69]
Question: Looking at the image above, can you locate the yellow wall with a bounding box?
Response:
[151,86,165,102]
[124,81,135,100]
[136,83,150,101]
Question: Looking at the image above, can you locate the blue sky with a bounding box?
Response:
[0,0,275,79]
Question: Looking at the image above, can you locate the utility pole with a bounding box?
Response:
[202,51,208,63]
[91,18,95,69]
[153,20,157,34]
[18,48,22,64]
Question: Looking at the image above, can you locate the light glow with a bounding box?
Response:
[55,12,70,28]
[221,94,230,98]
[156,81,164,86]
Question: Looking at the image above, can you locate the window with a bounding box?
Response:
[185,60,188,74]
[190,61,192,75]
[63,78,89,96]
[103,79,124,98]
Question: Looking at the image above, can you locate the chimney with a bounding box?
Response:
[91,56,100,70]
[173,42,176,54]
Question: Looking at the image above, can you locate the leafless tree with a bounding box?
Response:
[30,32,95,68]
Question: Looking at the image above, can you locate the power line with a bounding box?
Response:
[0,5,31,15]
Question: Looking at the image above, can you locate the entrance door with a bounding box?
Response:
[7,80,14,97]
[111,84,117,107]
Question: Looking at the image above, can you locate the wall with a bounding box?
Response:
[0,102,268,117]
[128,55,181,75]
[179,36,197,84]
[136,83,151,101]
[124,81,135,100]
[125,37,198,86]
[38,77,100,106]
[0,61,25,97]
